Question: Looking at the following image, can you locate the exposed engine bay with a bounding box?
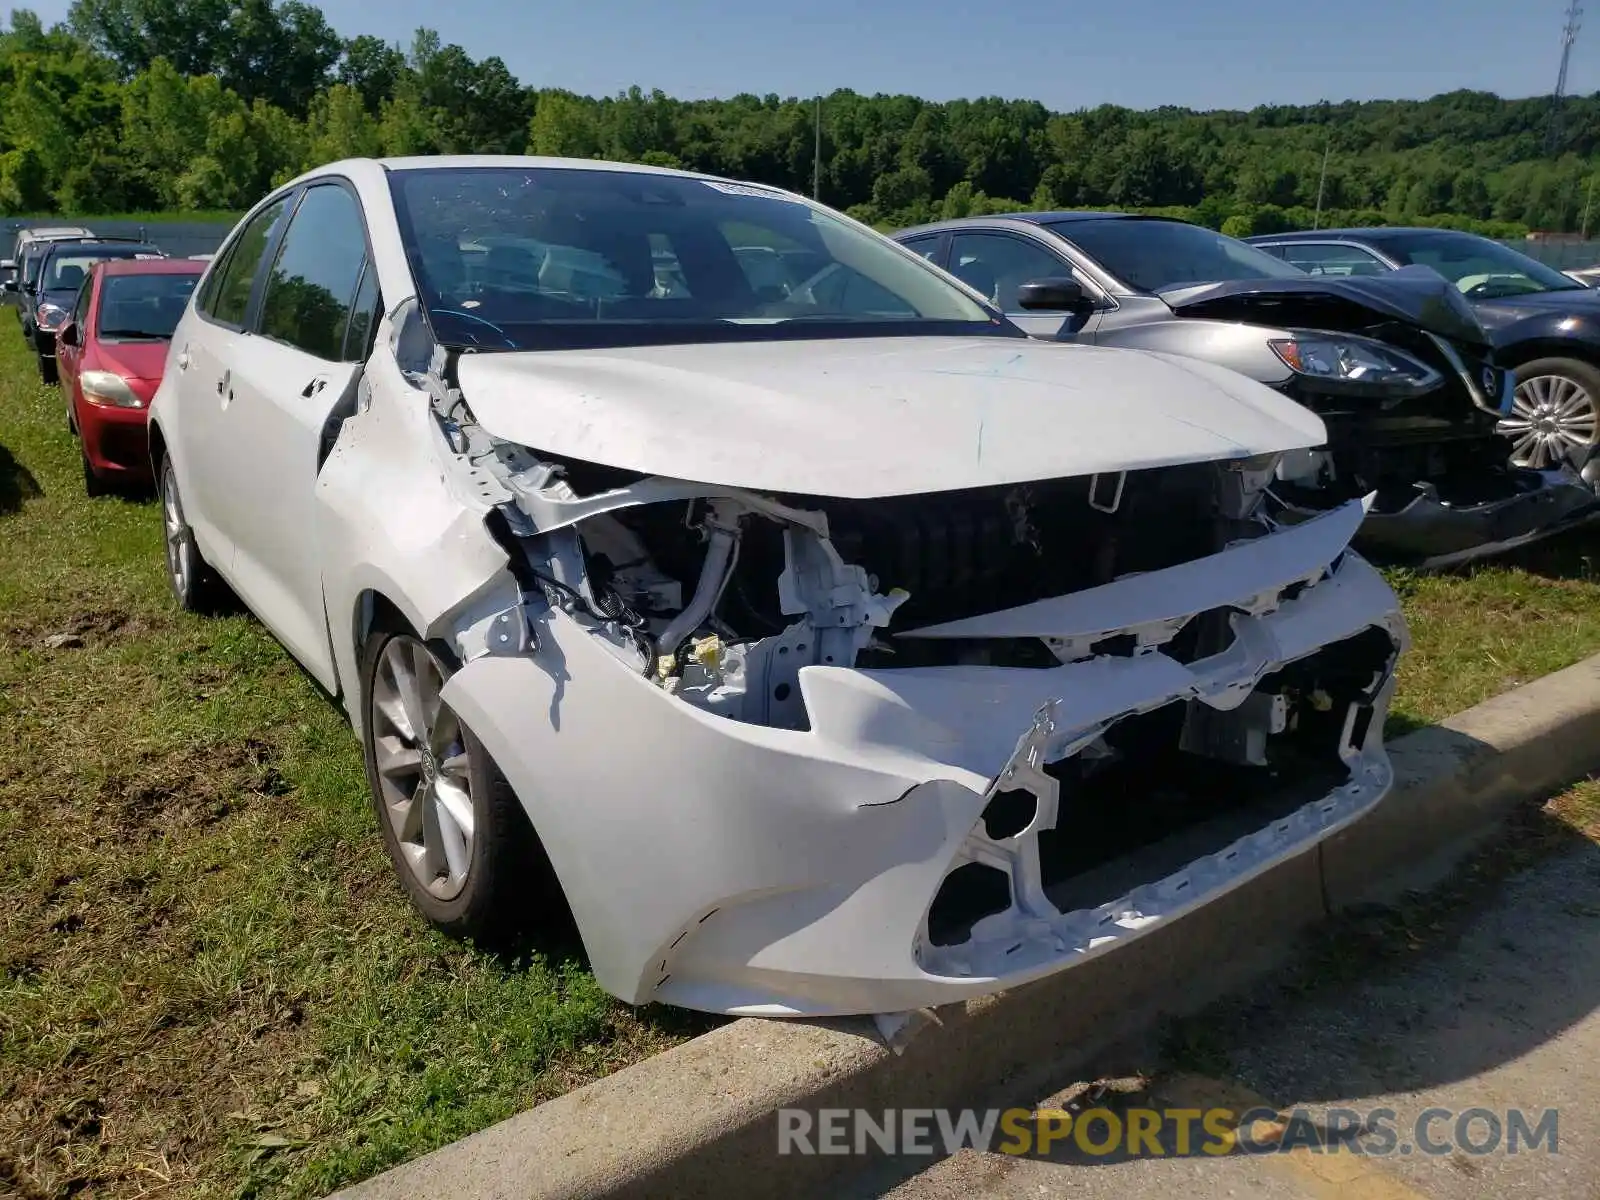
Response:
[424,364,1406,1015]
[471,443,1291,727]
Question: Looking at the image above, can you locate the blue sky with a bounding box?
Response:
[28,0,1596,110]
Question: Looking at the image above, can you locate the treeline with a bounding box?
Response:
[1,0,1596,236]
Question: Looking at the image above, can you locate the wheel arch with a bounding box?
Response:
[1497,337,1600,373]
[147,417,168,479]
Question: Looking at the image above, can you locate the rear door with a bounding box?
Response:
[207,180,377,690]
[169,195,294,568]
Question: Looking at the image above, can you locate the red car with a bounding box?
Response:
[57,257,205,495]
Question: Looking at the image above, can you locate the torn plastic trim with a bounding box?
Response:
[896,495,1368,643]
[919,738,1393,984]
[1307,467,1600,571]
[800,551,1404,780]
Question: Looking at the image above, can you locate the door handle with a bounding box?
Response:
[176,347,189,370]
[301,376,328,398]
[216,368,230,397]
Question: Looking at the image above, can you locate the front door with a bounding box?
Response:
[205,182,374,691]
[946,230,1105,341]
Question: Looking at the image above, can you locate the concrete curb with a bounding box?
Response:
[333,652,1600,1200]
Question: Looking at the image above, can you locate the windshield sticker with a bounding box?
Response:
[701,180,799,202]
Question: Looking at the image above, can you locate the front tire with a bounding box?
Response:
[38,353,56,384]
[1502,357,1600,472]
[159,456,225,612]
[362,630,543,941]
[82,446,110,498]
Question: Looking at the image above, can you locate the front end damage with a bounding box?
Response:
[422,371,1408,1019]
[1169,276,1600,569]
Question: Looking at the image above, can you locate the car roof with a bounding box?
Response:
[1249,227,1464,243]
[21,226,94,240]
[43,241,161,258]
[96,257,201,277]
[895,211,1179,238]
[371,154,723,180]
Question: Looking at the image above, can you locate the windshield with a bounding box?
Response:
[96,272,200,339]
[1047,218,1307,293]
[42,247,159,293]
[1376,231,1585,299]
[389,166,1007,351]
[22,244,55,287]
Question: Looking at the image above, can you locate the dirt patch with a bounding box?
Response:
[2,606,170,652]
[0,736,305,1199]
[96,739,293,836]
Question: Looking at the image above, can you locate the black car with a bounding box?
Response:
[893,213,1599,569]
[1248,228,1600,484]
[24,239,163,382]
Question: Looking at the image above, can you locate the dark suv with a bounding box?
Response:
[24,239,164,382]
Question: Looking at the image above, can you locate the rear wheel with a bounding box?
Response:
[159,456,225,612]
[1502,357,1600,471]
[362,630,550,941]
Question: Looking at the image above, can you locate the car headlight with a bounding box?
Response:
[79,370,144,408]
[1269,333,1440,397]
[35,302,68,330]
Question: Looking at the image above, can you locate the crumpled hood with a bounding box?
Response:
[1161,265,1491,348]
[453,336,1327,498]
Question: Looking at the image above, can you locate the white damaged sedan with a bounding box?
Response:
[150,156,1408,1018]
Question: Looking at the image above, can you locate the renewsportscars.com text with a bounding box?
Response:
[776,1105,1559,1159]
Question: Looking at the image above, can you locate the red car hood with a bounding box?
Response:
[91,338,172,383]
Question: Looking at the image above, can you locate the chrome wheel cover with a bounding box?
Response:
[162,470,192,598]
[369,636,475,901]
[1500,373,1599,470]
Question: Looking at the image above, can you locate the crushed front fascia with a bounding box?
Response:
[923,731,1393,982]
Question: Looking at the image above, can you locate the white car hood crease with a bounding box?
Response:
[453,336,1328,497]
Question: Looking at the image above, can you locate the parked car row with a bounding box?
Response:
[1245,227,1600,480]
[5,226,204,491]
[892,214,1600,569]
[9,159,1590,1022]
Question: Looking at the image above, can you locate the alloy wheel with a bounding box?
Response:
[369,636,475,901]
[1501,373,1599,470]
[162,468,192,598]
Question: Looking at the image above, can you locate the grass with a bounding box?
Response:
[1383,536,1600,730]
[1,321,1600,1197]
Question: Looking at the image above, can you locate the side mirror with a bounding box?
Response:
[1016,276,1094,313]
[59,322,77,347]
[2,279,14,292]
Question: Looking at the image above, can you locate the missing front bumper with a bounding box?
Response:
[442,505,1406,1018]
[918,625,1397,986]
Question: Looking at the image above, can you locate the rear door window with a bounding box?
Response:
[203,198,291,328]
